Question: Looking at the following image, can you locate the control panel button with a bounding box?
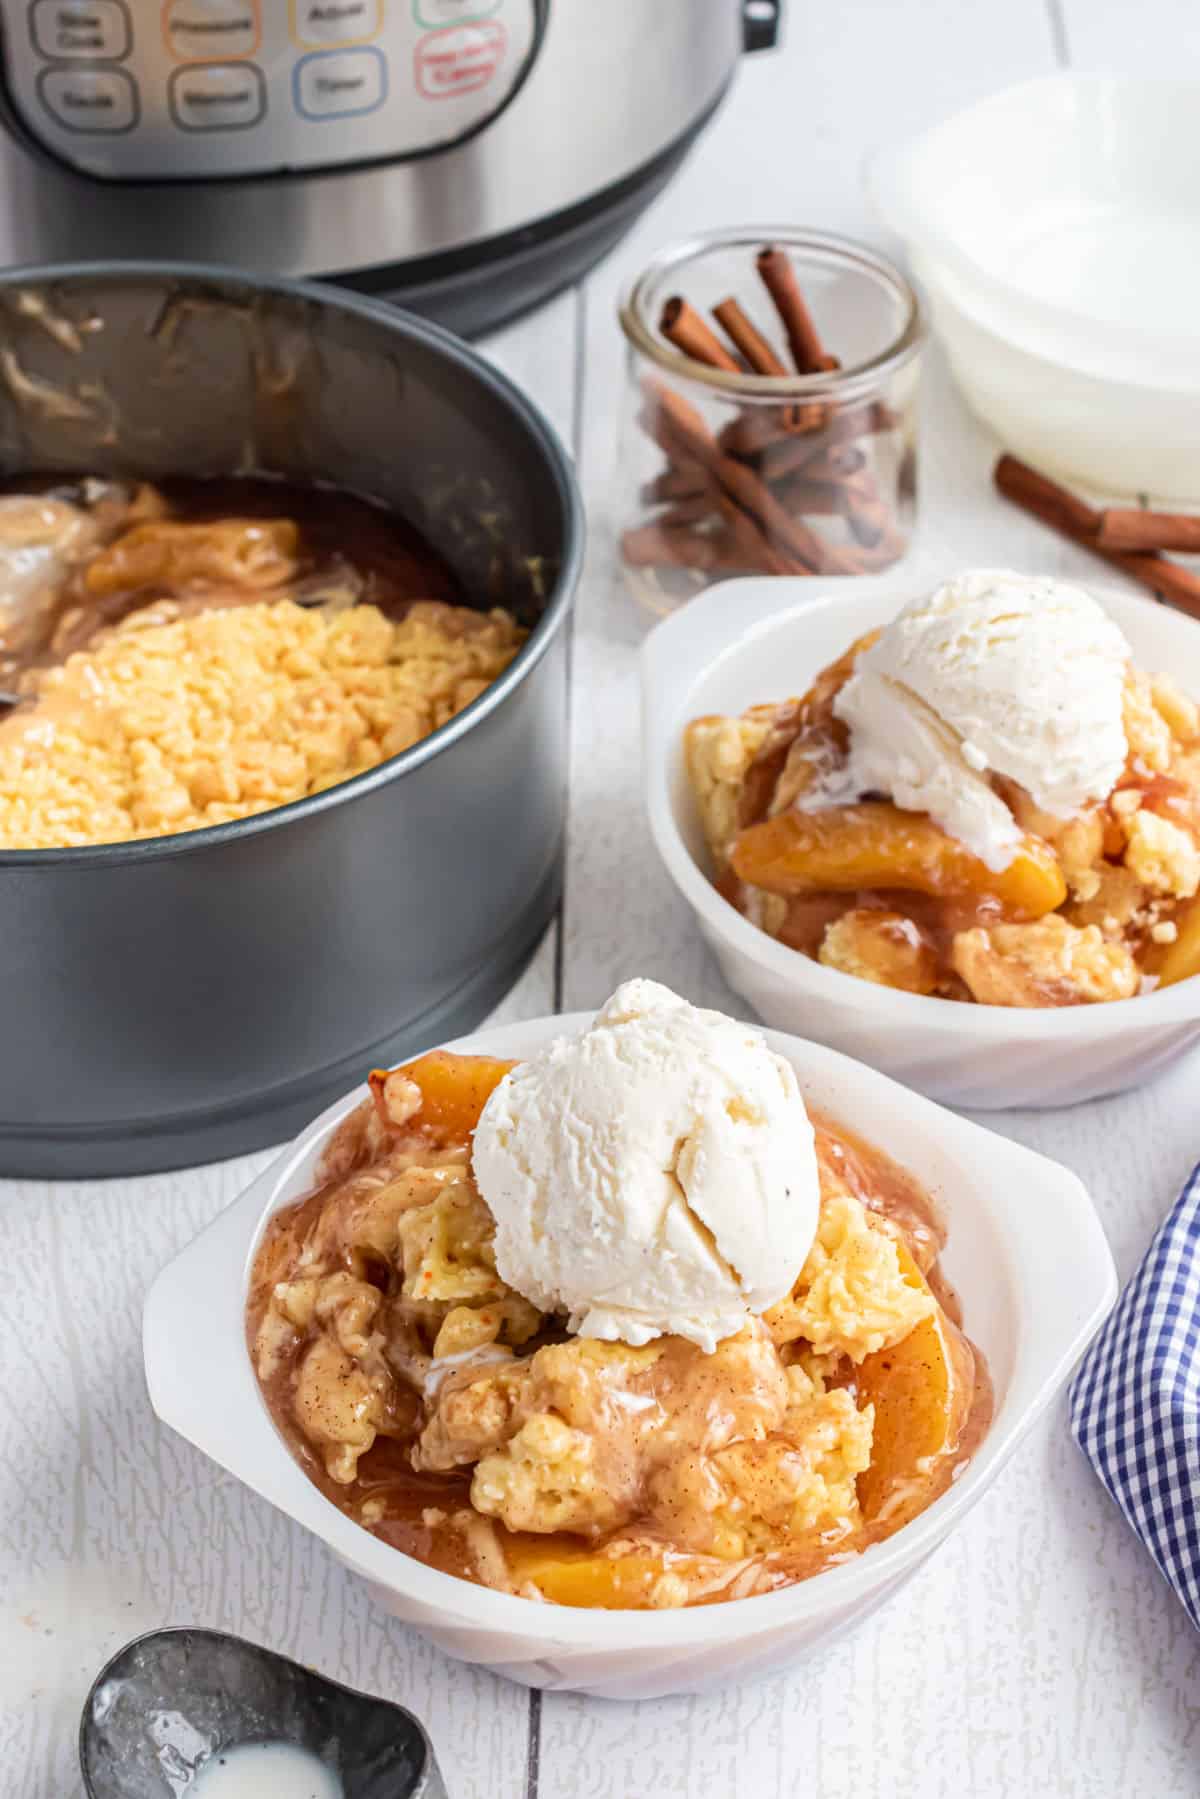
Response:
[413,0,500,24]
[414,21,506,99]
[165,0,261,62]
[294,46,386,118]
[168,61,266,130]
[36,63,137,131]
[289,0,383,48]
[30,0,132,61]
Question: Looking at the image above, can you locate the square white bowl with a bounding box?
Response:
[144,1010,1115,1701]
[867,74,1200,498]
[642,574,1200,1110]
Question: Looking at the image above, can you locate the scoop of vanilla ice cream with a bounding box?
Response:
[472,980,819,1353]
[834,670,1024,871]
[830,570,1131,868]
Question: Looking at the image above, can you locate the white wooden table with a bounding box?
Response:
[5,5,1200,1795]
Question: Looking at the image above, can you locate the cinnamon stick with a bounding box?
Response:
[642,378,859,575]
[717,409,817,460]
[754,403,890,477]
[711,297,789,376]
[639,464,709,506]
[993,455,1099,541]
[1097,507,1200,554]
[772,461,888,547]
[994,455,1200,622]
[621,522,723,571]
[622,516,794,578]
[770,474,846,517]
[659,297,741,373]
[757,247,838,374]
[716,495,807,576]
[794,444,888,547]
[658,492,719,528]
[797,443,867,484]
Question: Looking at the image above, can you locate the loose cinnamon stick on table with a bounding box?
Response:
[659,297,741,373]
[1097,507,1200,553]
[756,246,839,373]
[994,455,1200,621]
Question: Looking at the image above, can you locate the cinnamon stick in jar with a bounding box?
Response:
[639,463,710,506]
[756,246,839,373]
[659,297,742,373]
[711,296,824,433]
[642,377,861,575]
[711,297,789,376]
[622,522,724,572]
[624,241,911,585]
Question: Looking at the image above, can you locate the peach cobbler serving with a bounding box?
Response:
[248,982,989,1611]
[0,476,524,849]
[686,570,1200,1005]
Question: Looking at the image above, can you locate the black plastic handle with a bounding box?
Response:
[742,0,782,52]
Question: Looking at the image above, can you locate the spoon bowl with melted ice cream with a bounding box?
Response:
[472,979,820,1351]
[79,1628,442,1799]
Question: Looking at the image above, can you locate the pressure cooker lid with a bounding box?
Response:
[0,0,545,182]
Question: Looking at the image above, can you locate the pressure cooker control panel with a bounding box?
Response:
[1,0,540,179]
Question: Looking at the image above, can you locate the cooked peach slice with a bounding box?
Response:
[1157,895,1200,988]
[508,1542,705,1609]
[736,630,882,827]
[731,802,1066,919]
[855,1241,975,1523]
[84,517,299,595]
[369,1051,515,1144]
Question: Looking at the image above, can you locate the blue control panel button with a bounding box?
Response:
[293,46,387,119]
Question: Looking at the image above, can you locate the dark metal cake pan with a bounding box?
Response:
[0,263,581,1177]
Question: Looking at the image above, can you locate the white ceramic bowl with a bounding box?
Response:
[867,75,1200,499]
[144,1009,1115,1701]
[643,575,1200,1110]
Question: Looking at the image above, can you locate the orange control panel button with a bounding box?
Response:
[289,0,384,49]
[164,0,261,62]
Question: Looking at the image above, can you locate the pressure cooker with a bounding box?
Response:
[0,0,780,335]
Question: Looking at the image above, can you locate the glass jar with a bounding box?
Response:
[617,227,925,618]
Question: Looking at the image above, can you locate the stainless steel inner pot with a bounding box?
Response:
[0,263,581,1179]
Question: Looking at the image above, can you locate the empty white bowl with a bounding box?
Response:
[144,1008,1115,1700]
[868,75,1200,499]
[642,575,1200,1110]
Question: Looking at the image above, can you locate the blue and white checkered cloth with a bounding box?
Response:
[1069,1164,1200,1631]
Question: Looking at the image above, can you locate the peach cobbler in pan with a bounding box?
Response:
[686,570,1200,1004]
[0,476,523,849]
[249,982,989,1611]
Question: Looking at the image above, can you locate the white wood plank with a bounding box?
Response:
[543,4,1200,1796]
[0,287,581,1799]
[480,286,581,456]
[1059,0,1200,68]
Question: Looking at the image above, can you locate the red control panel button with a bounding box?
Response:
[413,21,506,99]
